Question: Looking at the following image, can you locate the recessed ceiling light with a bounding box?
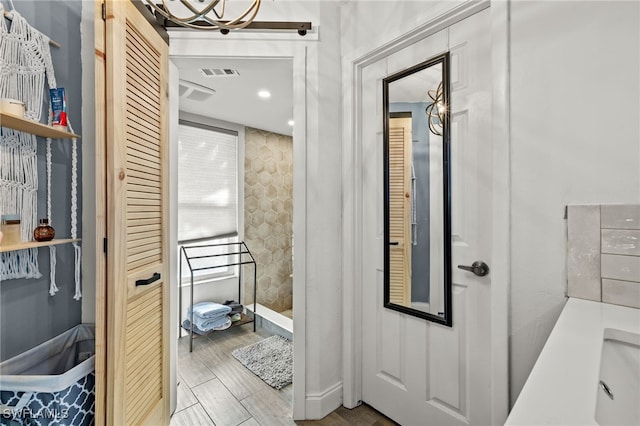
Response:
[287,120,294,126]
[258,90,271,99]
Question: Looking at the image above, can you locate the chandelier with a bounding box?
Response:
[144,0,261,31]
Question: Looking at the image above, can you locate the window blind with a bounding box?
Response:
[178,121,238,242]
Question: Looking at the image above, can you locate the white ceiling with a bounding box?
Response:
[173,57,294,136]
[388,64,442,104]
[172,56,439,135]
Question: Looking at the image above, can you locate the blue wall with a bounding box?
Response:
[389,102,430,303]
[0,0,83,361]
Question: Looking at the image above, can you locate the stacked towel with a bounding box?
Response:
[182,317,231,335]
[184,302,232,333]
[223,300,244,315]
[187,312,231,331]
[188,302,232,319]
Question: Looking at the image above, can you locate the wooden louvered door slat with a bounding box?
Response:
[388,117,412,306]
[104,1,169,424]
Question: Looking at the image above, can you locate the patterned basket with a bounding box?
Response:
[0,325,95,425]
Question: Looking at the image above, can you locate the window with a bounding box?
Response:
[178,120,240,281]
[179,237,237,282]
[178,120,238,241]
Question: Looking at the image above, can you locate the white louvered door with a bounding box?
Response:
[104,1,169,424]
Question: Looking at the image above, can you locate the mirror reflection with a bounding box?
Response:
[383,52,452,326]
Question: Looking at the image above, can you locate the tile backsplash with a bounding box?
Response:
[567,204,640,309]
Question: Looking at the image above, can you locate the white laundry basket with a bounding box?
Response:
[0,324,95,426]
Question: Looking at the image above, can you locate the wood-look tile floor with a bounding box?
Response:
[171,325,396,426]
[295,405,398,426]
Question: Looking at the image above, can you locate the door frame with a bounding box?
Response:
[341,1,510,423]
[166,33,308,420]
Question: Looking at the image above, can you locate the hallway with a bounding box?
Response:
[171,325,396,425]
[172,326,293,425]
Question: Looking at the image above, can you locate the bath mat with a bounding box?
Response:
[232,335,292,389]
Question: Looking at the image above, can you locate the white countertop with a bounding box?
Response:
[505,297,640,426]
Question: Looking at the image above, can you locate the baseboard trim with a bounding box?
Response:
[305,382,343,420]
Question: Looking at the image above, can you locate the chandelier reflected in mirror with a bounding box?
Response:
[144,0,261,30]
[425,81,446,136]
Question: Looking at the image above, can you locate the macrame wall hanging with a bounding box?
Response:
[0,4,82,300]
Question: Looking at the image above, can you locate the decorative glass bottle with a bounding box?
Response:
[33,218,55,242]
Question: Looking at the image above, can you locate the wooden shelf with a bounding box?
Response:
[0,111,79,139]
[0,238,81,253]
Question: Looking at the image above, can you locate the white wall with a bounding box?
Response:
[509,0,640,404]
[302,3,344,417]
[340,0,465,59]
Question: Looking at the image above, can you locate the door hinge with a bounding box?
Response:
[101,3,106,21]
[103,237,108,254]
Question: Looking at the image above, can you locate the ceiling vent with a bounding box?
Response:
[179,80,216,101]
[200,68,241,78]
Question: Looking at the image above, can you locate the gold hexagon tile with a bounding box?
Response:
[244,127,293,313]
[265,211,278,226]
[258,198,271,213]
[252,157,265,173]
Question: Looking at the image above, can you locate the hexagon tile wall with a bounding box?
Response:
[244,128,293,314]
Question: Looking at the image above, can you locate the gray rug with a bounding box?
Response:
[232,335,293,390]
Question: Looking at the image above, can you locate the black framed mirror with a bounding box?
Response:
[383,52,452,326]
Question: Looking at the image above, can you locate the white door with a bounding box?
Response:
[361,9,493,425]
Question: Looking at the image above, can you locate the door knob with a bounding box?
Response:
[457,261,490,277]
